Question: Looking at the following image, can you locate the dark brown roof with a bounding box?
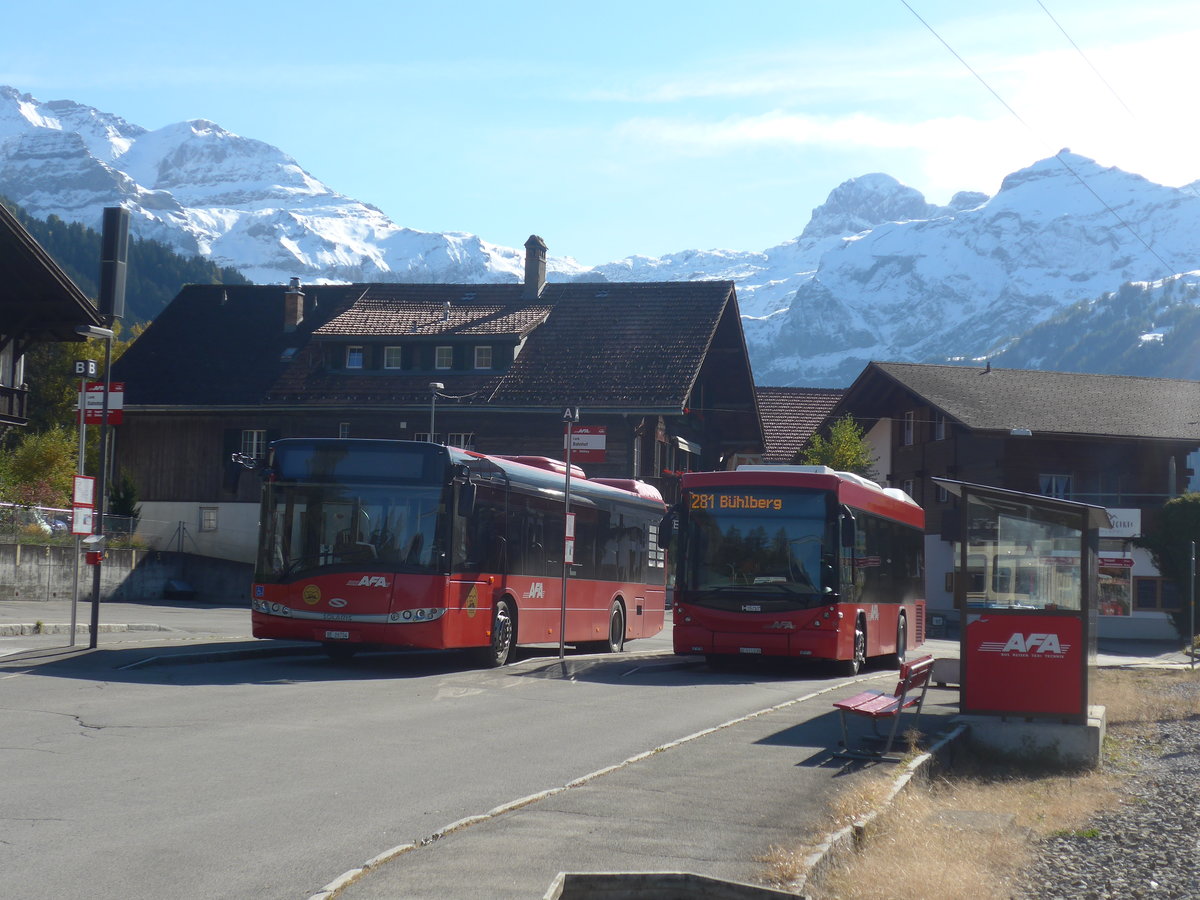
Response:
[0,201,102,342]
[490,282,737,408]
[848,362,1200,441]
[756,386,844,463]
[314,285,551,338]
[114,279,744,414]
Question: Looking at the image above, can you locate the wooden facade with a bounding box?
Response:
[824,362,1200,637]
[110,240,765,560]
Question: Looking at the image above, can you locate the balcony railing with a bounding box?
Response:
[0,383,28,426]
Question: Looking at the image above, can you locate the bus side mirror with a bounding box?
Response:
[457,481,477,517]
[840,514,855,548]
[659,508,676,535]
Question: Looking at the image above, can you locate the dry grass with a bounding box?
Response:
[763,667,1200,900]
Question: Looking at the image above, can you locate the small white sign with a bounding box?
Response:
[71,506,94,535]
[73,475,95,506]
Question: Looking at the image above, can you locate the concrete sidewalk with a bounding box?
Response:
[320,674,963,900]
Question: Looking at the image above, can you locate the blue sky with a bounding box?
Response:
[5,1,1200,266]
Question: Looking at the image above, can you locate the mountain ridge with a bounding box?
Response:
[4,86,1199,388]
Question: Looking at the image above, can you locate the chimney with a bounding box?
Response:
[284,277,304,332]
[523,235,547,299]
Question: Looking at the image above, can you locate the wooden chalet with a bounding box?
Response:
[825,361,1200,638]
[112,236,764,561]
[0,202,104,428]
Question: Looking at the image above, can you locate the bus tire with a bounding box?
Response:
[604,600,626,653]
[838,616,867,676]
[886,616,908,669]
[478,597,515,668]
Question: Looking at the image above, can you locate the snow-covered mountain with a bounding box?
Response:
[4,85,1200,388]
[0,86,588,286]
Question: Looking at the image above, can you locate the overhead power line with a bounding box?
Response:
[899,0,1177,278]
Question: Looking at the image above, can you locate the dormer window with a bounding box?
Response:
[474,345,493,370]
[345,345,364,369]
[435,345,453,370]
[384,346,403,369]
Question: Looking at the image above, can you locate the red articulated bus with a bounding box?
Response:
[250,439,667,666]
[671,466,925,674]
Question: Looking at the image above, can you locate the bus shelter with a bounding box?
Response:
[934,479,1111,725]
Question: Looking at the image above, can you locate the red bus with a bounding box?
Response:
[249,439,667,666]
[671,466,925,674]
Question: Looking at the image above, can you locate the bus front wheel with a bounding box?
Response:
[887,616,908,669]
[478,597,515,668]
[838,617,866,676]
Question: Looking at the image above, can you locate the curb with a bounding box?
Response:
[793,722,970,895]
[0,622,169,636]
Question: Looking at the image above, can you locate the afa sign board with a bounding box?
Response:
[564,425,607,463]
[964,614,1085,717]
[78,382,125,425]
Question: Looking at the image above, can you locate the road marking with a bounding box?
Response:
[306,674,873,900]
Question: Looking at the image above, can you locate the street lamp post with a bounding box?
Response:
[429,382,444,443]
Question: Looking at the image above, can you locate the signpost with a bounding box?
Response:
[560,407,580,659]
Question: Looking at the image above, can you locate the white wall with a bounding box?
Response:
[136,501,260,564]
[865,419,891,483]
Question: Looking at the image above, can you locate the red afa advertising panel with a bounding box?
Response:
[964,614,1084,716]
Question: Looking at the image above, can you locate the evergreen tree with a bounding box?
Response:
[1133,493,1200,644]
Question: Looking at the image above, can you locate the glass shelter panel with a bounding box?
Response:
[962,496,1084,611]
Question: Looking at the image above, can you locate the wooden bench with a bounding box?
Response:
[832,654,935,760]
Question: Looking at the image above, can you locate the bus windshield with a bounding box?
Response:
[683,488,835,605]
[257,482,446,580]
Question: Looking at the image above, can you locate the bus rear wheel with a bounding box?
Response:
[604,601,626,653]
[477,597,515,668]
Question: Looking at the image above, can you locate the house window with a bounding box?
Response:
[901,478,916,498]
[241,429,267,460]
[199,507,218,532]
[1039,474,1072,500]
[934,413,946,441]
[338,422,350,439]
[414,432,440,444]
[902,411,915,446]
[447,432,476,450]
[384,346,403,369]
[1135,577,1180,611]
[345,345,364,369]
[435,346,453,370]
[935,484,950,503]
[473,346,492,370]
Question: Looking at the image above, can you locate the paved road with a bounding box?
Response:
[2,600,1186,899]
[0,600,968,900]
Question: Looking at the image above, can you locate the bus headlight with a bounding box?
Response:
[389,608,447,623]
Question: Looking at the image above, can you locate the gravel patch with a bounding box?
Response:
[1012,714,1200,900]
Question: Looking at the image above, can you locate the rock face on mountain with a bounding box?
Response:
[4,85,1199,387]
[756,154,1200,385]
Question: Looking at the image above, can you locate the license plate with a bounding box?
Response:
[324,631,350,640]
